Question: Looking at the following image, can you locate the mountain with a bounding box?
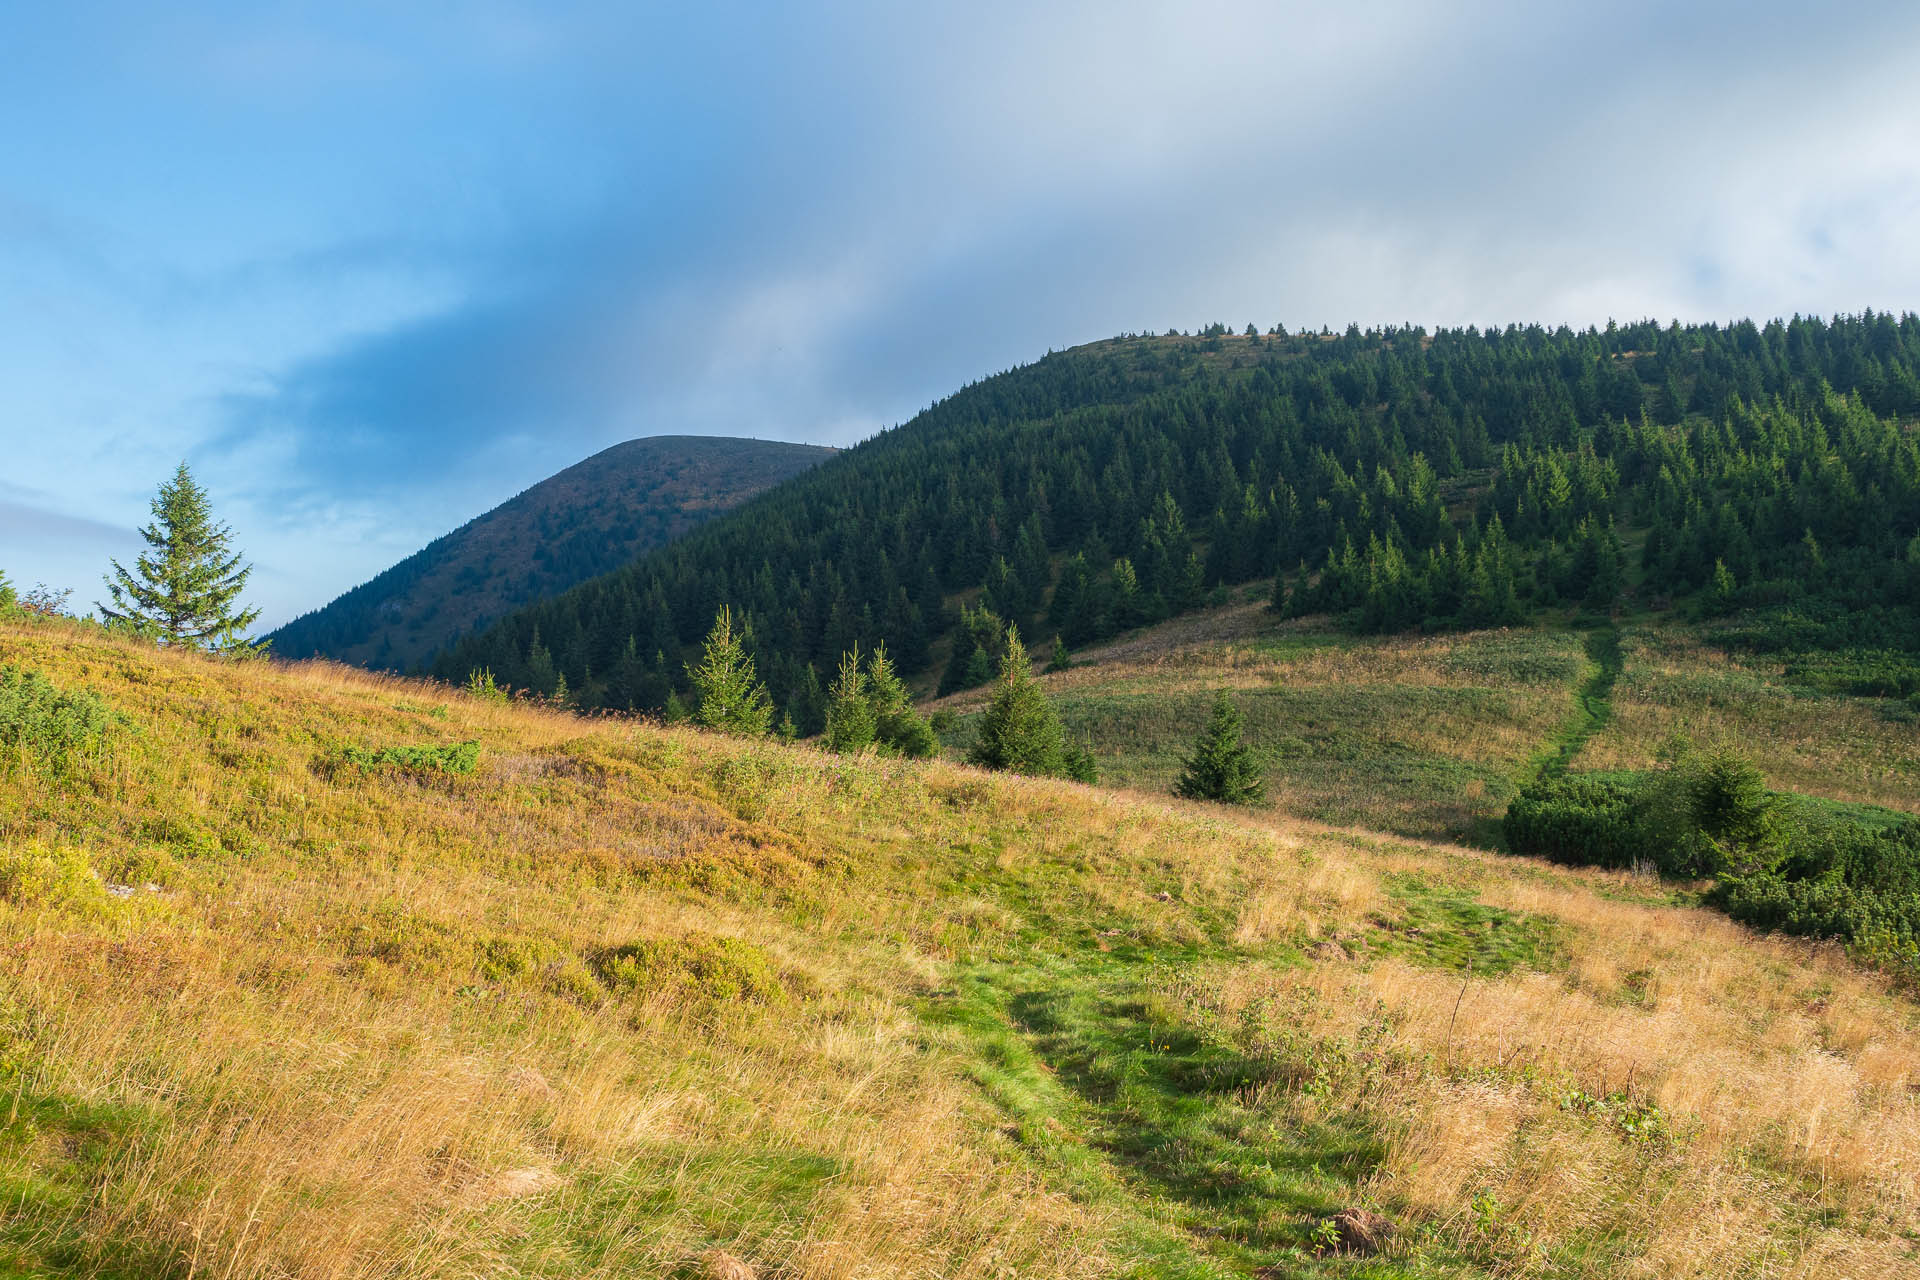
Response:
[268,435,833,670]
[8,610,1916,1276]
[431,316,1920,720]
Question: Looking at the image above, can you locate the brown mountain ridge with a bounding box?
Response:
[268,435,833,670]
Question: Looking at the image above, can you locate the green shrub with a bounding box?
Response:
[1503,774,1644,868]
[0,666,115,777]
[341,740,480,774]
[1505,744,1781,878]
[464,668,510,704]
[1717,834,1920,976]
[1506,743,1920,974]
[592,934,788,1003]
[0,844,103,907]
[1779,648,1920,699]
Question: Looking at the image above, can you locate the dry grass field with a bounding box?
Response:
[935,602,1586,844]
[4,614,1919,1278]
[936,603,1919,846]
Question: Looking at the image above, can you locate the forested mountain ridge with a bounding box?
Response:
[431,316,1920,723]
[269,436,833,669]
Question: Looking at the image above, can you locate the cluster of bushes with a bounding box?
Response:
[1505,743,1920,972]
[1777,648,1920,704]
[0,665,115,778]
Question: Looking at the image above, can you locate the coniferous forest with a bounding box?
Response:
[432,315,1920,725]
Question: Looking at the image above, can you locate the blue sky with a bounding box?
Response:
[6,2,1920,628]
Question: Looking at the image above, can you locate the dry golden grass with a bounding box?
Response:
[1174,831,1920,1276]
[4,617,1918,1277]
[937,610,1583,842]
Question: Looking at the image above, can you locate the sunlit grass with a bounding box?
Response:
[936,609,1582,843]
[2,614,1917,1277]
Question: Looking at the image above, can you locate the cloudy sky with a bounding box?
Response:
[7,2,1920,628]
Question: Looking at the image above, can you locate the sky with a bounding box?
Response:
[6,2,1920,630]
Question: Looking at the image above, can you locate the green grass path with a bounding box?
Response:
[1527,626,1622,786]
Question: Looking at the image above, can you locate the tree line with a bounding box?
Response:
[430,314,1920,725]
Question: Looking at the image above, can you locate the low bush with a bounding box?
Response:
[1779,648,1920,700]
[0,843,103,908]
[341,740,480,775]
[1506,744,1920,974]
[593,933,789,1003]
[1502,773,1642,869]
[0,665,115,777]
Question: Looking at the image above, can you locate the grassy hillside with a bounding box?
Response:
[268,436,833,671]
[933,599,1920,846]
[5,615,1920,1278]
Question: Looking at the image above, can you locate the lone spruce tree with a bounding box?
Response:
[99,463,262,652]
[685,606,773,735]
[1174,692,1265,805]
[968,626,1068,778]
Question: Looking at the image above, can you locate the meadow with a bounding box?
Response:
[3,613,1919,1278]
[935,599,1919,846]
[935,601,1582,845]
[1574,625,1920,817]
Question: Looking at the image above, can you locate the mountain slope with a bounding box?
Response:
[269,435,833,670]
[430,316,1920,723]
[5,612,1919,1277]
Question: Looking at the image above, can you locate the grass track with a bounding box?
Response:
[1529,625,1622,786]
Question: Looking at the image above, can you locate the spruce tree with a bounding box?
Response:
[1063,732,1098,784]
[968,627,1067,777]
[685,606,773,735]
[1174,692,1265,805]
[823,645,877,753]
[865,643,936,758]
[99,463,262,652]
[1707,558,1738,614]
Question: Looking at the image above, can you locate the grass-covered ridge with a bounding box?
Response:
[3,614,1918,1277]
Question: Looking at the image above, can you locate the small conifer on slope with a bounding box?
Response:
[98,463,262,652]
[863,644,937,757]
[1175,692,1265,806]
[823,643,937,758]
[823,646,877,753]
[686,606,773,735]
[968,627,1095,782]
